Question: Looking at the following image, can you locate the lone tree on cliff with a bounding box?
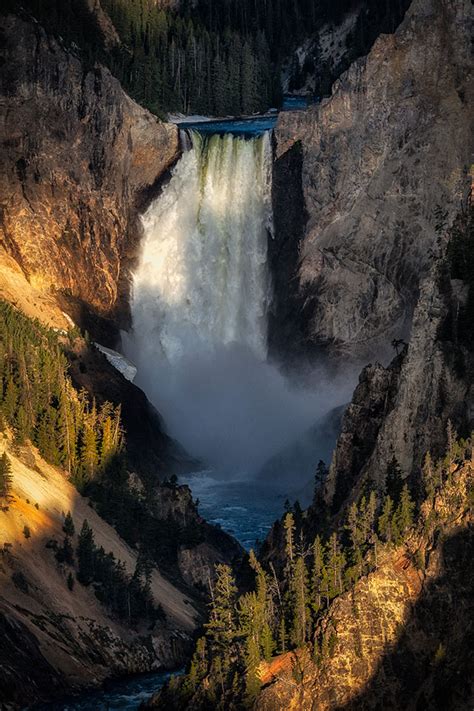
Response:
[0,452,13,499]
[63,511,75,537]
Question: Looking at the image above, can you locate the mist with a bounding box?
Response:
[124,334,355,478]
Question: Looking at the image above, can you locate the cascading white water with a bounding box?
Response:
[124,129,350,477]
[129,130,272,365]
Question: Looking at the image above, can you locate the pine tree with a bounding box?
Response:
[3,376,18,422]
[422,451,436,498]
[310,535,324,615]
[378,495,394,543]
[326,533,345,599]
[185,637,208,694]
[290,555,310,647]
[284,511,295,565]
[346,501,361,550]
[277,615,287,654]
[77,519,95,585]
[367,490,378,534]
[0,452,13,498]
[394,483,415,541]
[80,409,99,484]
[260,621,276,661]
[313,459,328,505]
[206,564,238,652]
[244,634,261,701]
[63,511,75,537]
[58,383,77,475]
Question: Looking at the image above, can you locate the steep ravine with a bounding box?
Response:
[0,13,248,708]
[0,2,473,710]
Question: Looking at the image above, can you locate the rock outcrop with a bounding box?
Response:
[323,259,474,515]
[272,0,474,359]
[0,13,179,338]
[257,464,474,711]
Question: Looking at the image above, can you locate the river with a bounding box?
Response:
[31,670,175,711]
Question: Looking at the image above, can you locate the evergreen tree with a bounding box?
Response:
[77,519,95,585]
[206,564,238,652]
[0,452,13,498]
[277,615,287,654]
[394,483,415,541]
[244,634,261,701]
[378,495,394,543]
[313,459,328,505]
[80,409,99,484]
[284,511,295,565]
[185,637,208,694]
[326,533,345,599]
[3,377,18,423]
[290,555,310,647]
[310,535,324,614]
[260,621,276,661]
[63,511,75,537]
[422,452,436,499]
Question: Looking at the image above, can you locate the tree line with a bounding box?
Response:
[158,426,474,709]
[0,301,207,580]
[8,0,410,118]
[0,301,123,491]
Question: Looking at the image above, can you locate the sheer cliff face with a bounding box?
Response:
[323,250,474,514]
[272,0,473,358]
[0,14,178,330]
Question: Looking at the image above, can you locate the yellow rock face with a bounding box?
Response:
[0,14,179,328]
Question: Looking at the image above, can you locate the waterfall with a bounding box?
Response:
[124,129,348,476]
[128,130,272,366]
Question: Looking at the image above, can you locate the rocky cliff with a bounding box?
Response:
[0,12,179,340]
[271,0,473,360]
[322,241,474,517]
[257,463,474,711]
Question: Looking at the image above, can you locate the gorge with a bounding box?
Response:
[124,127,352,508]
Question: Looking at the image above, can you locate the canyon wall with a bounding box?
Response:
[324,259,474,513]
[257,465,474,710]
[272,0,473,359]
[0,13,179,338]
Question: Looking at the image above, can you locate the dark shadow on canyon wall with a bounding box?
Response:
[336,526,474,711]
[268,139,313,364]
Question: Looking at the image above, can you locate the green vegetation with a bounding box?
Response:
[8,0,409,117]
[0,301,124,489]
[158,426,473,709]
[0,452,13,499]
[0,300,206,587]
[75,518,164,624]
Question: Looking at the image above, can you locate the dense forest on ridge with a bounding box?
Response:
[10,0,410,116]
